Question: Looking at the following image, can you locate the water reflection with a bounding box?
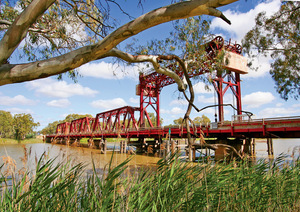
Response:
[255,139,300,161]
[0,143,160,174]
[0,139,299,173]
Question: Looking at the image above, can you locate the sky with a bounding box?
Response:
[0,0,299,131]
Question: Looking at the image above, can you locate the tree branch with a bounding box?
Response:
[0,20,51,33]
[0,0,56,64]
[105,49,187,91]
[0,0,237,85]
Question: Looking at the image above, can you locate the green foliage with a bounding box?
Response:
[41,113,93,135]
[133,16,225,83]
[0,110,14,138]
[0,111,40,140]
[0,0,119,80]
[173,117,184,126]
[1,154,299,211]
[242,2,300,100]
[13,113,39,140]
[63,113,93,123]
[166,115,211,127]
[0,154,85,211]
[0,0,106,61]
[193,114,211,125]
[40,121,60,135]
[145,112,163,127]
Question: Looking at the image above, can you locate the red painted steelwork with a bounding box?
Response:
[212,72,242,122]
[92,106,143,134]
[47,36,300,144]
[50,117,300,140]
[56,122,70,135]
[69,117,95,135]
[137,36,244,126]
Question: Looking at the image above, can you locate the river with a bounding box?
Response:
[1,139,300,174]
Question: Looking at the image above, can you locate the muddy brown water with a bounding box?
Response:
[0,139,300,174]
[0,142,161,175]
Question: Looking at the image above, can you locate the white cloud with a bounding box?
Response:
[65,19,88,42]
[257,106,300,118]
[243,91,275,108]
[211,0,281,42]
[6,107,34,115]
[47,99,71,108]
[243,55,272,78]
[171,107,185,114]
[129,97,139,104]
[193,82,214,94]
[0,95,35,106]
[161,107,185,115]
[26,78,98,98]
[292,104,300,108]
[78,61,148,80]
[197,95,215,104]
[90,98,127,110]
[170,99,188,106]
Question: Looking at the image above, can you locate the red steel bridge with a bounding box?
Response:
[46,36,300,154]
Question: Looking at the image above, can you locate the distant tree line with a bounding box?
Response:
[41,114,93,135]
[0,110,40,140]
[165,114,211,128]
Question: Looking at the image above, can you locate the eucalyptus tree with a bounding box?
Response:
[0,110,14,138]
[242,1,300,100]
[0,0,236,160]
[41,113,93,135]
[13,113,40,140]
[0,0,236,86]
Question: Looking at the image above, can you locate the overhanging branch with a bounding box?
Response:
[0,0,236,85]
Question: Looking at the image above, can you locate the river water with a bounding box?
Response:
[0,142,161,175]
[1,139,300,174]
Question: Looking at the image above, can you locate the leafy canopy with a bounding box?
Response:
[41,113,93,135]
[0,110,14,138]
[13,113,40,140]
[242,2,300,100]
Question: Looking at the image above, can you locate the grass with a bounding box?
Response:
[0,152,299,211]
[0,138,43,144]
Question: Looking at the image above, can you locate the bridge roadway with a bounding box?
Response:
[47,116,300,141]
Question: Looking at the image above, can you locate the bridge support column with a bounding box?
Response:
[166,138,170,156]
[99,139,107,154]
[120,140,127,153]
[192,147,196,162]
[250,138,256,157]
[267,138,274,157]
[72,138,80,147]
[171,140,176,154]
[88,138,95,148]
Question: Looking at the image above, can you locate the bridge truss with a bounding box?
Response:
[46,36,300,155]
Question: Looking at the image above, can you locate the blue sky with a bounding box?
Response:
[0,0,299,131]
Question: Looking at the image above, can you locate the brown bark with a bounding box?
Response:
[0,0,237,86]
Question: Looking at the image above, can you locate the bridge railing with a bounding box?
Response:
[216,116,300,127]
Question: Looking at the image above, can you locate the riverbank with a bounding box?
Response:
[0,138,43,144]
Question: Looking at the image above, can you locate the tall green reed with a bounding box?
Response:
[0,152,299,211]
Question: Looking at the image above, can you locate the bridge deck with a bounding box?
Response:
[47,116,300,140]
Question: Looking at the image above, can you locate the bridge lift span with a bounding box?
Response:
[46,36,300,159]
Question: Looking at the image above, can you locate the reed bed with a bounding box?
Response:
[1,153,299,211]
